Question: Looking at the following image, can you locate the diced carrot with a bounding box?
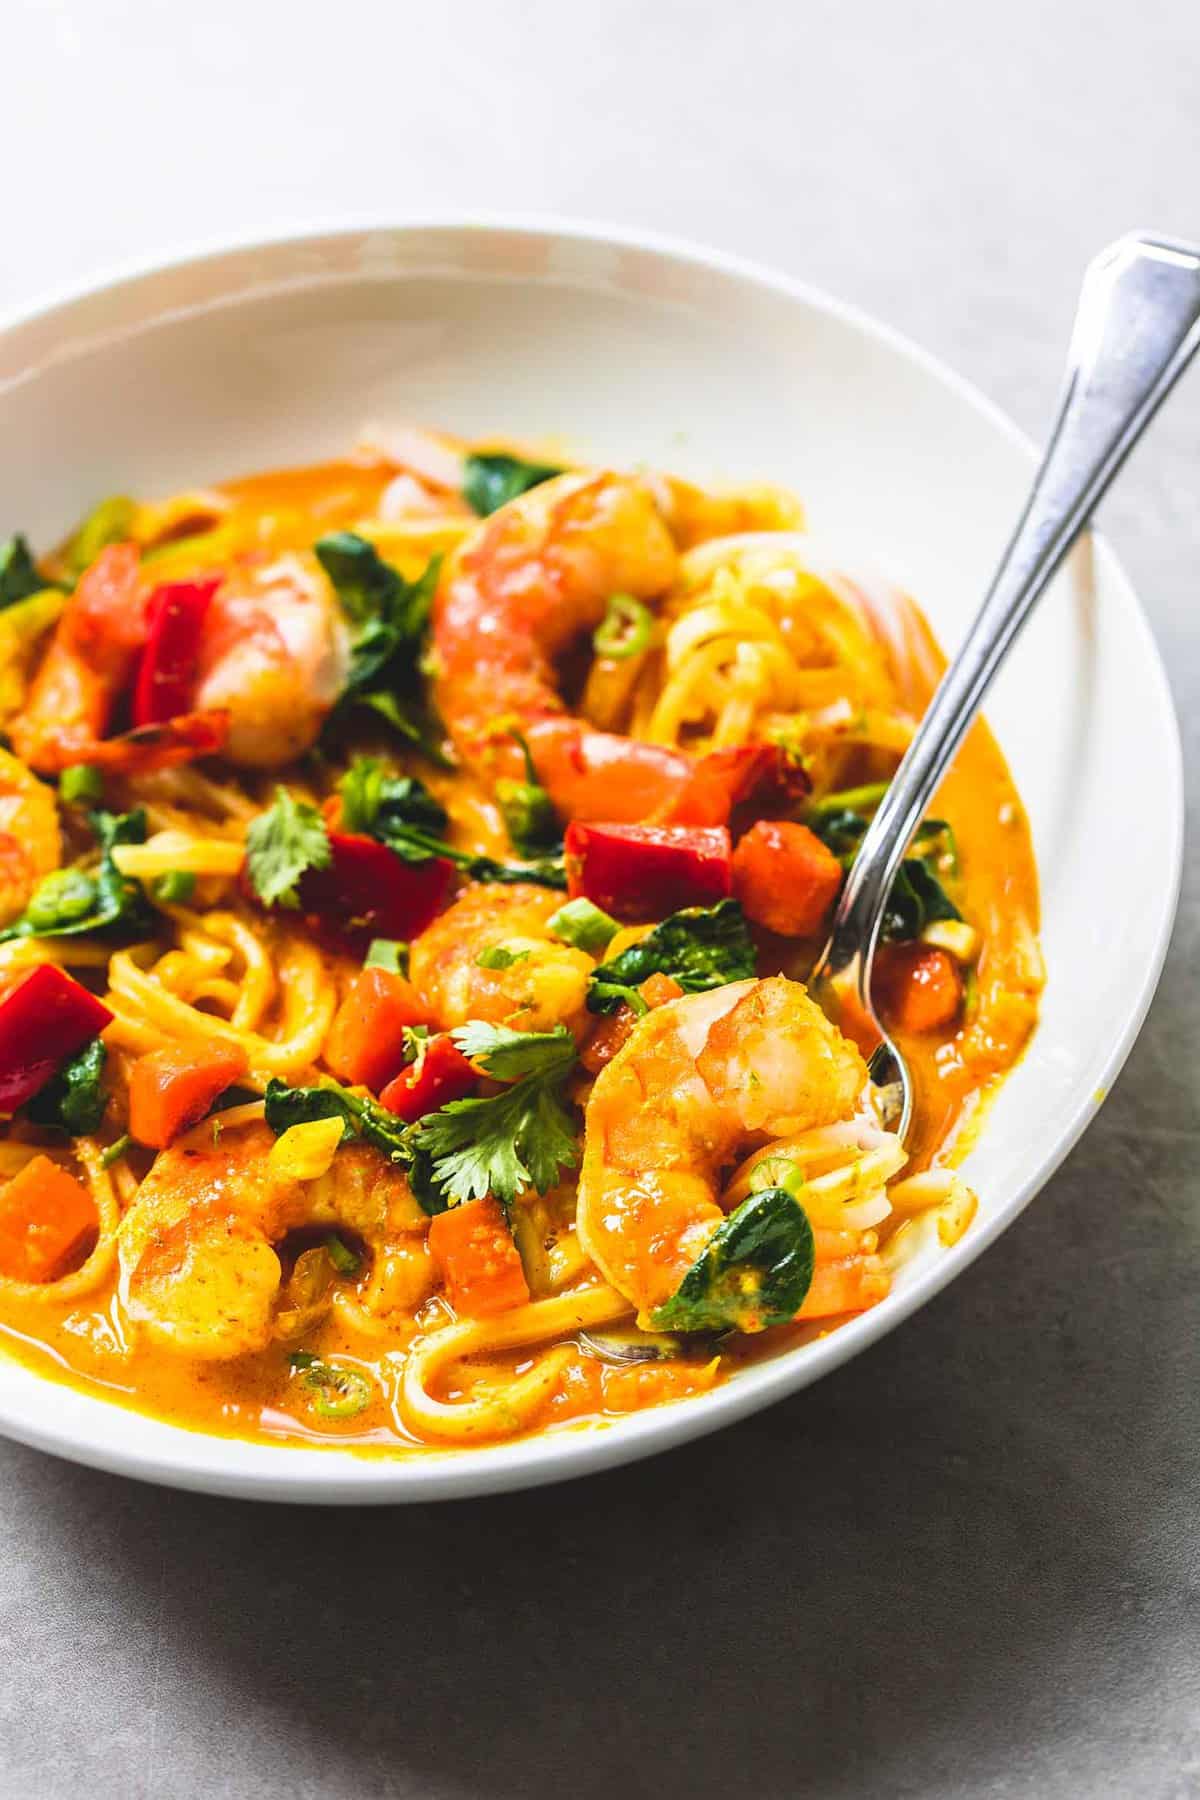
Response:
[427,1196,530,1317]
[797,1256,890,1320]
[873,943,963,1034]
[324,967,431,1092]
[732,819,843,937]
[0,1155,98,1282]
[128,1040,250,1148]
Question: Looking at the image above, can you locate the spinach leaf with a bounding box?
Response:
[26,1037,108,1135]
[0,535,50,609]
[461,452,563,517]
[587,899,756,1015]
[650,1187,815,1334]
[806,806,960,942]
[263,1076,409,1165]
[0,808,153,942]
[337,758,448,838]
[316,534,446,760]
[337,757,566,891]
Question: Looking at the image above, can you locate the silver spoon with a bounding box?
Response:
[809,231,1200,1139]
[581,234,1200,1368]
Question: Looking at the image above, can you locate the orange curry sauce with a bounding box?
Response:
[0,457,1040,1454]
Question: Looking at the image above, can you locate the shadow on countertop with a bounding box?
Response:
[6,955,1200,1800]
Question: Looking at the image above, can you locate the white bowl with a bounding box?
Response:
[0,220,1182,1502]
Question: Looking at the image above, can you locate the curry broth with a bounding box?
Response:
[0,457,1040,1453]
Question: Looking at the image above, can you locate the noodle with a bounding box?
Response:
[0,448,1040,1457]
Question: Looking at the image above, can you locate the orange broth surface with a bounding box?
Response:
[0,456,1041,1455]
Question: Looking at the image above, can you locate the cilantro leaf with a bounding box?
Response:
[245,788,331,909]
[587,899,756,1015]
[414,1022,578,1206]
[461,452,564,517]
[449,1021,576,1083]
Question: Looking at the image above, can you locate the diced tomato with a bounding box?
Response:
[378,1033,477,1123]
[128,1040,250,1148]
[873,942,963,1034]
[298,833,454,956]
[0,1155,98,1283]
[428,1195,530,1317]
[564,821,732,920]
[732,819,843,937]
[0,965,113,1114]
[130,578,221,725]
[324,967,432,1092]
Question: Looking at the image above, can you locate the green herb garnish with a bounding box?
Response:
[650,1187,815,1333]
[0,809,153,943]
[316,534,446,760]
[412,1022,578,1208]
[546,896,619,954]
[244,788,331,910]
[593,592,655,660]
[587,899,755,1015]
[59,764,104,807]
[461,451,563,517]
[26,1038,108,1135]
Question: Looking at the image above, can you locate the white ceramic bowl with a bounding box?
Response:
[0,220,1182,1502]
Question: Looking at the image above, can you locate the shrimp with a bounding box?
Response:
[434,471,706,823]
[0,747,60,925]
[433,469,814,825]
[11,546,350,776]
[118,1124,430,1360]
[577,975,868,1325]
[192,554,350,767]
[410,883,594,1034]
[10,544,228,776]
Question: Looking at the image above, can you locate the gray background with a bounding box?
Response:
[3,1,1199,1795]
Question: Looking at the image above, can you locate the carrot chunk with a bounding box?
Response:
[732,819,843,937]
[873,943,963,1034]
[324,967,431,1092]
[128,1040,250,1148]
[428,1196,530,1317]
[0,1155,98,1282]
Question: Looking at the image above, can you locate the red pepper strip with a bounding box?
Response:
[0,965,113,1113]
[659,743,811,827]
[378,1033,477,1123]
[564,821,732,920]
[298,832,454,956]
[131,578,221,726]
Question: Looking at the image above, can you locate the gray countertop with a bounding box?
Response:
[2,3,1199,1795]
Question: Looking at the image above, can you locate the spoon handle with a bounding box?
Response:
[826,231,1200,968]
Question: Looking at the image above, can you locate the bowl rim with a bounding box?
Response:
[0,213,1183,1503]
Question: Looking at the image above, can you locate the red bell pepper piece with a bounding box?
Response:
[564,821,732,920]
[660,744,810,827]
[298,832,453,956]
[0,965,113,1113]
[379,1033,477,1122]
[131,578,221,726]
